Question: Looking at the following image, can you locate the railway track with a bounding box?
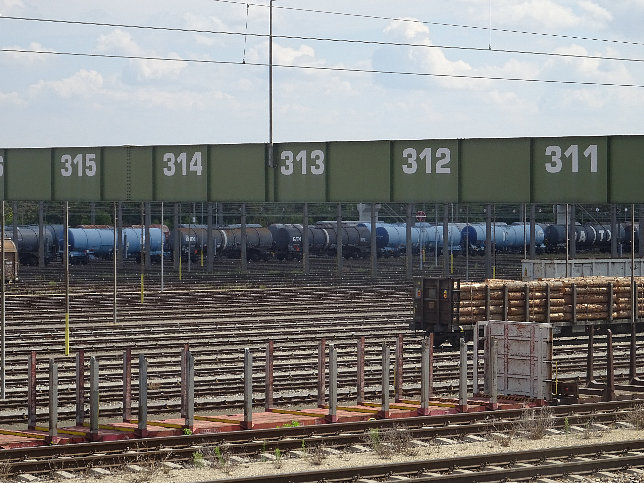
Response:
[0,273,640,425]
[0,256,642,481]
[0,401,642,479]
[218,440,644,483]
[13,252,524,291]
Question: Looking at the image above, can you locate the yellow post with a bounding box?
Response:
[493,265,496,279]
[201,248,204,267]
[554,360,558,394]
[140,274,144,303]
[65,313,70,356]
[450,252,454,274]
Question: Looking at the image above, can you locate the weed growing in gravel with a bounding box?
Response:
[307,445,327,466]
[383,426,418,456]
[280,420,301,428]
[581,418,603,440]
[367,427,393,458]
[192,451,206,467]
[491,433,511,447]
[202,445,233,474]
[625,404,644,429]
[366,426,416,458]
[273,448,283,469]
[490,423,516,448]
[0,462,11,480]
[127,463,163,483]
[517,406,553,440]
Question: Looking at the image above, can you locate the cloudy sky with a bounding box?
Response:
[1,0,643,149]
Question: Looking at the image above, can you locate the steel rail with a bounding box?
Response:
[0,400,641,475]
[208,445,644,483]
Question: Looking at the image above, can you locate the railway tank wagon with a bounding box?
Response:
[64,227,165,263]
[67,228,115,263]
[269,224,301,260]
[544,223,622,252]
[121,227,165,262]
[374,223,406,256]
[317,223,371,259]
[220,226,273,261]
[269,223,337,260]
[502,223,546,252]
[4,225,56,265]
[415,222,462,255]
[170,226,225,262]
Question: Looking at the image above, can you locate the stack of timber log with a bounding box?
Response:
[458,276,642,326]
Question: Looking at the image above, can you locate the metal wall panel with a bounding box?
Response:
[5,148,51,201]
[391,139,459,202]
[0,134,642,202]
[209,144,266,202]
[154,145,207,201]
[459,138,531,203]
[608,135,644,203]
[273,142,327,202]
[52,147,102,201]
[532,136,608,203]
[102,146,153,201]
[327,140,390,202]
[487,321,552,400]
[522,258,644,280]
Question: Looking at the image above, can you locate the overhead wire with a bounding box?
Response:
[1,6,642,90]
[2,15,644,65]
[210,0,644,48]
[3,47,643,88]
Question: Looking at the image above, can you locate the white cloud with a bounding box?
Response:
[620,0,644,7]
[96,29,186,81]
[380,18,476,90]
[577,1,613,23]
[134,56,186,81]
[477,0,613,30]
[274,44,316,65]
[499,0,581,29]
[0,91,24,106]
[183,12,229,47]
[550,44,633,84]
[30,69,104,99]
[246,40,319,67]
[111,87,229,110]
[2,42,52,65]
[564,87,609,109]
[0,0,23,14]
[486,89,538,114]
[383,18,430,40]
